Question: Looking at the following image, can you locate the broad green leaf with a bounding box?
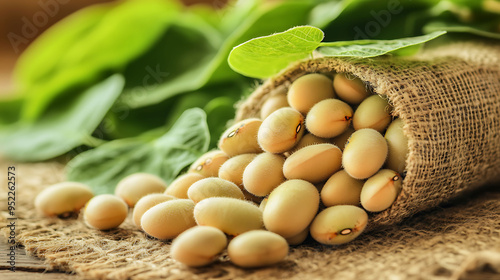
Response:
[318,31,447,57]
[228,26,324,78]
[0,75,124,162]
[20,0,179,121]
[0,95,23,127]
[423,21,500,39]
[66,108,210,195]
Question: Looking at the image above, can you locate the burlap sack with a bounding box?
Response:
[1,41,500,280]
[235,40,500,229]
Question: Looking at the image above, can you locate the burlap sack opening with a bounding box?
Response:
[235,40,500,230]
[1,41,499,280]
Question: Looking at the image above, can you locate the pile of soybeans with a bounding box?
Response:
[34,72,409,268]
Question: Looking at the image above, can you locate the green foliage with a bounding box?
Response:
[66,108,210,195]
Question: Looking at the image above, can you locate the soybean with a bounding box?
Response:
[115,173,167,207]
[218,153,257,186]
[287,73,335,114]
[260,89,289,120]
[189,150,229,177]
[141,199,196,240]
[286,133,331,155]
[384,118,409,174]
[194,197,263,236]
[132,193,176,228]
[35,181,94,217]
[342,128,388,179]
[84,194,128,230]
[187,177,245,203]
[360,169,402,212]
[283,143,342,183]
[165,173,205,199]
[263,179,319,238]
[258,107,305,154]
[306,99,353,138]
[243,153,286,197]
[321,170,363,207]
[171,226,228,267]
[285,226,309,246]
[352,95,392,132]
[218,118,263,157]
[228,230,289,268]
[333,73,370,105]
[310,205,368,245]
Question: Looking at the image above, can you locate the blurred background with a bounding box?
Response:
[0,0,222,92]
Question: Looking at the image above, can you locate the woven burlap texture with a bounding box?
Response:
[235,40,500,229]
[1,41,500,280]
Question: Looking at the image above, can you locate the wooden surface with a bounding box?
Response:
[0,236,79,279]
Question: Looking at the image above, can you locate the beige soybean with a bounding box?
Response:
[352,94,392,132]
[258,107,305,154]
[384,118,409,174]
[141,199,196,240]
[171,226,228,267]
[115,173,167,207]
[218,118,263,157]
[285,226,309,246]
[342,128,388,179]
[218,153,257,186]
[188,177,245,203]
[321,170,363,207]
[260,89,289,120]
[360,169,402,212]
[331,126,355,151]
[132,193,176,228]
[310,205,368,245]
[194,197,263,236]
[333,73,370,104]
[263,179,319,238]
[189,150,229,177]
[286,133,331,155]
[228,230,289,268]
[165,173,205,199]
[306,99,353,138]
[35,181,94,217]
[84,194,128,230]
[243,153,286,197]
[287,73,335,114]
[283,143,342,183]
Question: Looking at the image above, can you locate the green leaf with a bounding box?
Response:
[66,108,210,195]
[228,25,324,78]
[0,75,124,162]
[317,31,447,57]
[423,21,500,39]
[18,0,179,121]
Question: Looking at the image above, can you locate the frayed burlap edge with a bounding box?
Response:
[235,40,500,230]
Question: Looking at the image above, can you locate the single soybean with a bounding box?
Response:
[218,153,257,187]
[84,194,128,230]
[342,128,388,179]
[133,193,176,228]
[283,143,342,183]
[360,169,402,212]
[193,197,263,236]
[165,173,205,199]
[287,73,336,114]
[321,170,363,207]
[352,95,392,132]
[189,150,229,177]
[384,118,409,174]
[171,226,228,267]
[115,173,167,207]
[306,99,353,138]
[243,153,286,197]
[228,230,289,268]
[218,118,263,157]
[333,73,370,105]
[258,107,305,154]
[35,181,94,217]
[187,177,245,203]
[310,205,368,245]
[260,89,289,120]
[141,199,196,240]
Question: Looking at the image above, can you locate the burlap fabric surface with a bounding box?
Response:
[1,41,500,280]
